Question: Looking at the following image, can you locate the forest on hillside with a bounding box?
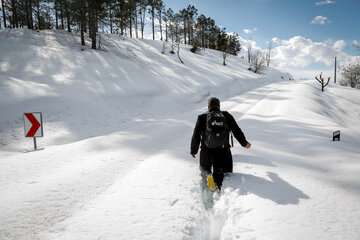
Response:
[0,0,242,53]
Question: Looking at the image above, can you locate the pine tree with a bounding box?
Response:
[186,5,197,45]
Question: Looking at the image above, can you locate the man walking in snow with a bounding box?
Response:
[190,97,251,190]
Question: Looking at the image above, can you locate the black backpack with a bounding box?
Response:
[204,111,229,148]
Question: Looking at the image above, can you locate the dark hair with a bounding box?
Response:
[208,97,220,111]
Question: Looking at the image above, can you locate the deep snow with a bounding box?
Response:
[1,29,360,240]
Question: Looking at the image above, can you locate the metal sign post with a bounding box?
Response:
[34,137,37,151]
[24,112,44,151]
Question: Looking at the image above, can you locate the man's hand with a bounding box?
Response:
[245,143,251,149]
[191,154,196,158]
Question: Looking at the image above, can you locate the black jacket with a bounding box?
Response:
[190,111,249,155]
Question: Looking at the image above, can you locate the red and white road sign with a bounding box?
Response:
[24,112,43,138]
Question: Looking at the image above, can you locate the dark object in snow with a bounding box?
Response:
[333,130,340,141]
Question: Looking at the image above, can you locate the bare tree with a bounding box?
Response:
[174,13,184,63]
[265,41,272,67]
[249,50,266,74]
[177,41,184,64]
[247,43,252,64]
[315,72,331,92]
[222,51,228,66]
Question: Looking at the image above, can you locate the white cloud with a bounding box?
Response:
[271,37,283,45]
[353,40,360,49]
[235,33,359,79]
[333,40,346,51]
[315,0,336,6]
[271,36,352,68]
[243,28,257,35]
[311,16,330,25]
[268,36,360,78]
[238,36,259,51]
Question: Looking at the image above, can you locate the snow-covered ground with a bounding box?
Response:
[1,29,359,240]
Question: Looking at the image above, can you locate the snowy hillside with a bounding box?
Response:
[0,29,286,151]
[1,29,360,240]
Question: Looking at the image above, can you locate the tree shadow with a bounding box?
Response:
[223,172,310,205]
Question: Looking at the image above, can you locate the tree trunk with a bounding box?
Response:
[65,0,71,32]
[36,0,40,30]
[11,0,18,28]
[190,19,194,44]
[165,22,168,42]
[87,11,90,34]
[183,17,187,44]
[88,2,96,49]
[223,52,226,66]
[109,5,112,34]
[55,0,59,29]
[201,26,205,48]
[1,0,6,28]
[177,43,184,64]
[151,5,155,40]
[129,14,132,38]
[29,0,33,29]
[119,2,123,35]
[120,20,124,35]
[60,0,64,29]
[80,0,85,46]
[159,9,163,41]
[15,0,18,28]
[25,0,29,29]
[188,18,191,44]
[140,7,145,39]
[134,5,138,38]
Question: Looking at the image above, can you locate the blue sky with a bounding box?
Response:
[165,0,358,50]
[164,0,359,77]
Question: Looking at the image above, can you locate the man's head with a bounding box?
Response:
[208,97,220,111]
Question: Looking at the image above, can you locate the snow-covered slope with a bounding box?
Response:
[194,81,360,240]
[1,29,359,240]
[0,29,285,151]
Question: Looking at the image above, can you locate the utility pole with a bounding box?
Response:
[334,56,337,84]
